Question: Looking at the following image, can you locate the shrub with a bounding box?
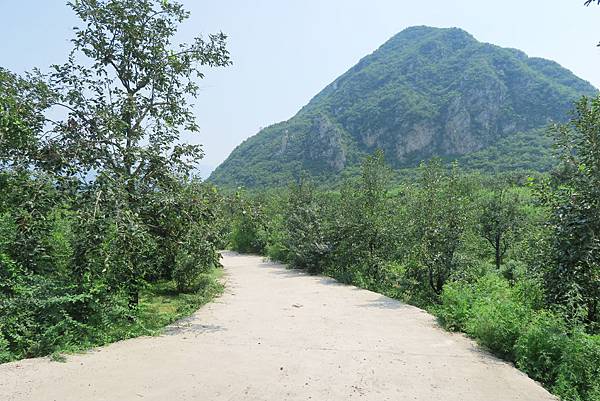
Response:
[436,280,475,331]
[463,275,534,360]
[0,333,10,363]
[553,332,600,401]
[230,202,267,254]
[264,213,288,262]
[515,311,569,386]
[173,224,220,293]
[173,250,202,293]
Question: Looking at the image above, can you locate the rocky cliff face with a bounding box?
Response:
[306,115,346,171]
[210,26,598,188]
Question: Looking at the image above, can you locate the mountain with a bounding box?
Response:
[210,26,598,188]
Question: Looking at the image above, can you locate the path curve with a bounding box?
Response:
[0,252,556,401]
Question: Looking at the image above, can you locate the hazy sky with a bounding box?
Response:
[1,1,598,175]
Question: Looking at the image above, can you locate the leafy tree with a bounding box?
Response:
[0,0,230,361]
[0,68,53,168]
[478,187,524,269]
[141,179,225,291]
[333,150,395,285]
[284,177,329,274]
[47,0,231,188]
[410,159,470,297]
[229,191,267,254]
[42,0,231,306]
[542,95,600,327]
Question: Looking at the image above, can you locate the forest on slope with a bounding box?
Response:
[210,26,598,188]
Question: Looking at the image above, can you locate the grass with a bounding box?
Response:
[135,268,225,334]
[49,268,224,360]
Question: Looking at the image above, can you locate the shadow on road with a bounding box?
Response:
[358,295,412,310]
[164,321,226,336]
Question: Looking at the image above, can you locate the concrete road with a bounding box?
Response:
[0,252,556,401]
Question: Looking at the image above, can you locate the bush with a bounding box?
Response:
[229,196,267,254]
[435,274,541,360]
[173,250,202,293]
[436,280,475,331]
[173,224,220,293]
[515,311,569,386]
[264,214,288,262]
[553,332,600,401]
[465,275,534,360]
[0,333,10,363]
[435,273,600,401]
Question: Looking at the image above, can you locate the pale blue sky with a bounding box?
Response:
[0,1,598,174]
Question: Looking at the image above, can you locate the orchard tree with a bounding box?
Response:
[45,0,231,307]
[478,187,524,269]
[412,159,470,297]
[0,68,53,168]
[334,150,395,285]
[284,177,329,274]
[47,0,231,193]
[543,95,600,326]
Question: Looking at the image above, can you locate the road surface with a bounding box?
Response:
[0,252,556,401]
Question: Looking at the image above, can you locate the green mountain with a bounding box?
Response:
[210,26,598,188]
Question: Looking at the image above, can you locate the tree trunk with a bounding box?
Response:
[495,235,502,269]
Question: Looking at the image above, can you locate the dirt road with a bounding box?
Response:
[0,252,556,401]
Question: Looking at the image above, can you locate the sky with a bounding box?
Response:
[0,1,598,176]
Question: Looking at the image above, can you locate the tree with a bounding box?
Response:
[229,191,267,254]
[542,95,600,327]
[0,68,53,168]
[333,150,396,285]
[411,159,470,297]
[47,0,231,190]
[44,0,231,307]
[284,177,329,274]
[478,187,524,270]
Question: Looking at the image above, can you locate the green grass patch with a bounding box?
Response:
[135,269,224,334]
[36,268,224,362]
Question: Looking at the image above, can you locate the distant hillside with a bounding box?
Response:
[210,26,598,188]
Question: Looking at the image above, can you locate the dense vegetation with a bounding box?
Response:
[0,0,229,362]
[210,26,598,188]
[2,3,599,401]
[227,96,600,401]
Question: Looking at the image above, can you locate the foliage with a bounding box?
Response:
[0,68,53,168]
[541,95,600,329]
[477,186,524,269]
[514,311,569,386]
[463,275,538,360]
[404,159,471,300]
[0,0,229,363]
[229,192,268,254]
[283,178,330,274]
[435,273,599,401]
[553,331,600,401]
[329,150,397,286]
[47,0,230,182]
